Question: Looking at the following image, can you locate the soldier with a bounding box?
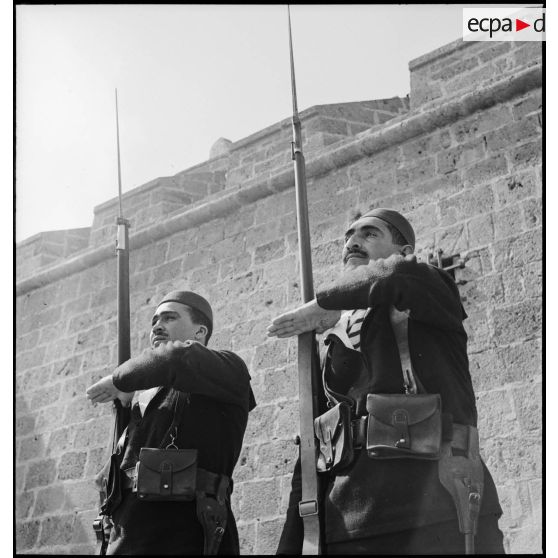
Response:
[86,290,256,555]
[268,208,504,554]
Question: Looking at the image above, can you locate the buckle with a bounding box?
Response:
[298,499,318,517]
[352,416,367,450]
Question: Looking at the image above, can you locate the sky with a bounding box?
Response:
[14,3,480,243]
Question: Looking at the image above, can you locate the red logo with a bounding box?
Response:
[516,18,530,32]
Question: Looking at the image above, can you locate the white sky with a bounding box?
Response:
[15,4,477,243]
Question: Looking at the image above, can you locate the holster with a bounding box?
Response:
[314,401,354,472]
[195,473,230,555]
[99,452,124,516]
[438,425,484,554]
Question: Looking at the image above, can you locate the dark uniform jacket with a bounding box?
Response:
[277,254,502,552]
[106,340,256,555]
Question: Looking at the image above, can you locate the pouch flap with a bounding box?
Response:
[366,394,440,426]
[314,402,350,443]
[138,448,198,473]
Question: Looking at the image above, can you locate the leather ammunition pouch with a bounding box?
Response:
[314,401,354,473]
[134,448,198,501]
[365,393,442,459]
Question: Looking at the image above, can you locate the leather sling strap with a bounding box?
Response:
[297,332,321,554]
[389,307,425,394]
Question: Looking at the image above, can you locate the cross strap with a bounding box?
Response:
[389,307,426,394]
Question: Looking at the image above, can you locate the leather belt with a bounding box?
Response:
[351,416,471,452]
[121,466,233,496]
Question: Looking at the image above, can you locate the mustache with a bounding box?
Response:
[343,248,368,263]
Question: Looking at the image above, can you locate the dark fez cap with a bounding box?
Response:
[361,208,415,249]
[157,291,213,338]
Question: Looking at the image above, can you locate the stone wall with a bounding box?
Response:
[15,39,542,554]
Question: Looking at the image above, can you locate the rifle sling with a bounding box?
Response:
[297,331,321,554]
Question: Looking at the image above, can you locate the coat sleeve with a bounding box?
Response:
[112,340,256,412]
[316,254,466,331]
[276,457,303,555]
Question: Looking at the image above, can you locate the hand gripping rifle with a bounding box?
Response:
[93,89,132,555]
[287,8,323,554]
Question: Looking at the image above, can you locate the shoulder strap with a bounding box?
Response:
[161,390,189,449]
[389,307,425,394]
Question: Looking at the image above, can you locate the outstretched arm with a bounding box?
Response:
[86,340,254,412]
[268,254,464,338]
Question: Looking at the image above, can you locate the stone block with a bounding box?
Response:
[274,400,300,439]
[512,41,542,68]
[33,485,65,517]
[237,478,282,520]
[492,300,541,345]
[75,325,106,352]
[256,517,287,554]
[25,458,56,490]
[484,115,541,153]
[466,213,494,249]
[16,347,47,372]
[493,203,524,241]
[434,223,468,256]
[522,197,542,229]
[18,434,46,463]
[476,389,519,439]
[233,444,259,483]
[256,440,299,478]
[262,256,298,289]
[253,340,288,371]
[452,104,511,144]
[218,252,252,282]
[254,239,285,265]
[463,308,492,352]
[483,436,541,484]
[497,481,532,531]
[16,330,40,355]
[458,273,504,309]
[311,238,345,269]
[236,522,256,555]
[46,427,74,456]
[49,354,83,381]
[492,229,542,271]
[258,365,299,404]
[16,491,35,520]
[512,88,542,121]
[462,153,509,188]
[38,514,76,546]
[431,56,480,81]
[73,418,113,451]
[508,139,542,171]
[512,382,542,434]
[30,384,62,410]
[244,405,278,444]
[16,465,26,492]
[16,519,41,551]
[57,451,87,481]
[63,479,99,511]
[16,414,36,437]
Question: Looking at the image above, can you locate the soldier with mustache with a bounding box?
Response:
[86,291,256,555]
[268,208,504,555]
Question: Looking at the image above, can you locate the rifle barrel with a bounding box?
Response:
[288,7,322,554]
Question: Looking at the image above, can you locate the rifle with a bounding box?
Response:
[92,88,132,555]
[287,7,323,554]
